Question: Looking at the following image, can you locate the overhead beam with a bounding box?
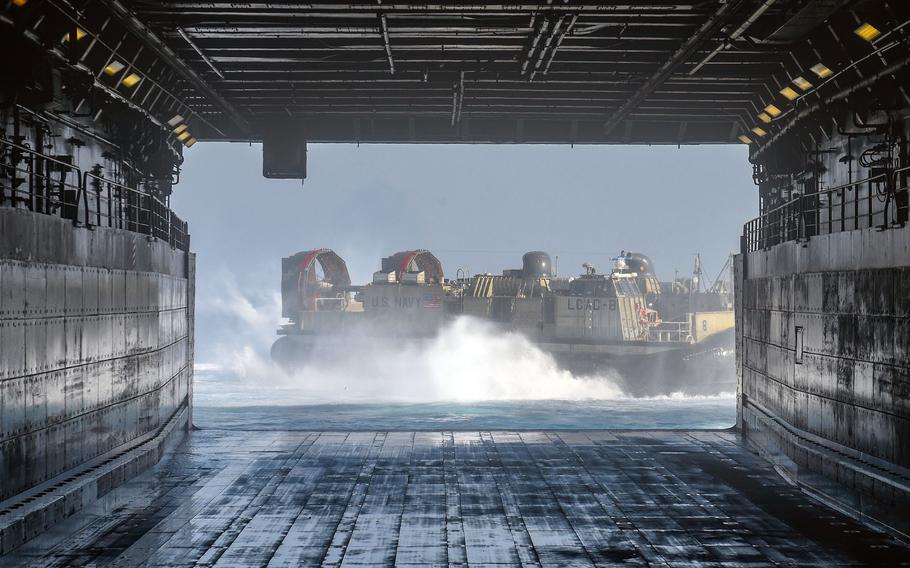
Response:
[529,15,566,81]
[451,71,465,126]
[133,3,706,15]
[377,0,395,74]
[520,16,550,76]
[688,0,777,75]
[177,27,225,79]
[602,0,748,135]
[541,13,578,77]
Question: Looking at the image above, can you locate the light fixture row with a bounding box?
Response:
[57,23,198,149]
[167,115,197,147]
[102,59,142,88]
[740,21,882,144]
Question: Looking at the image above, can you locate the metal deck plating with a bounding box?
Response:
[4,428,908,567]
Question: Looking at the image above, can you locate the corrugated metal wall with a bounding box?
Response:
[0,208,193,501]
[737,224,910,532]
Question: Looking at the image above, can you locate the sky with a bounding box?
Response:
[171,143,756,375]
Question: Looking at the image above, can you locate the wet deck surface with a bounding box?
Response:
[5,429,909,567]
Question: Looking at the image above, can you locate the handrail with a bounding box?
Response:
[743,165,909,252]
[758,171,889,220]
[1,137,189,251]
[648,320,692,343]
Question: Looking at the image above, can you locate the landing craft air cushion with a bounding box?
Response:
[271,249,735,395]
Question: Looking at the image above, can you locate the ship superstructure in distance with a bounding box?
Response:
[272,248,736,394]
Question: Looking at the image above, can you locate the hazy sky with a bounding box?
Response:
[172,143,756,367]
[175,143,755,280]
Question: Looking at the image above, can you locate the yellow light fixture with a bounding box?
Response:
[752,126,767,137]
[173,124,188,134]
[758,112,772,123]
[184,137,197,147]
[780,86,799,101]
[63,28,87,42]
[103,61,125,75]
[121,73,142,87]
[176,131,190,141]
[738,134,753,144]
[167,114,184,127]
[764,104,782,117]
[811,63,832,78]
[854,23,881,42]
[13,0,28,6]
[792,76,813,91]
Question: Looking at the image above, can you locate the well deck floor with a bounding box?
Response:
[4,429,909,567]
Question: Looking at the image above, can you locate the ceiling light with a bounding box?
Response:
[184,138,197,147]
[854,23,881,42]
[63,28,87,42]
[780,87,799,101]
[103,61,125,75]
[173,124,188,134]
[752,127,767,137]
[811,63,832,78]
[168,114,184,127]
[738,135,753,144]
[13,0,28,6]
[764,104,782,117]
[792,76,813,91]
[176,131,190,141]
[121,73,142,87]
[758,112,771,123]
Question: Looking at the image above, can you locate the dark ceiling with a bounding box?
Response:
[5,0,907,145]
[136,0,791,143]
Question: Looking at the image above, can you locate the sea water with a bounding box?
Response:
[193,316,736,430]
[193,397,735,431]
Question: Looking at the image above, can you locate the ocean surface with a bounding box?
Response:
[193,397,736,431]
[192,316,737,431]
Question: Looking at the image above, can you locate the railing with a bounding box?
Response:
[649,321,692,343]
[0,138,189,252]
[743,166,909,252]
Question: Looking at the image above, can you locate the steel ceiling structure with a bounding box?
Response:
[134,0,787,144]
[4,0,908,145]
